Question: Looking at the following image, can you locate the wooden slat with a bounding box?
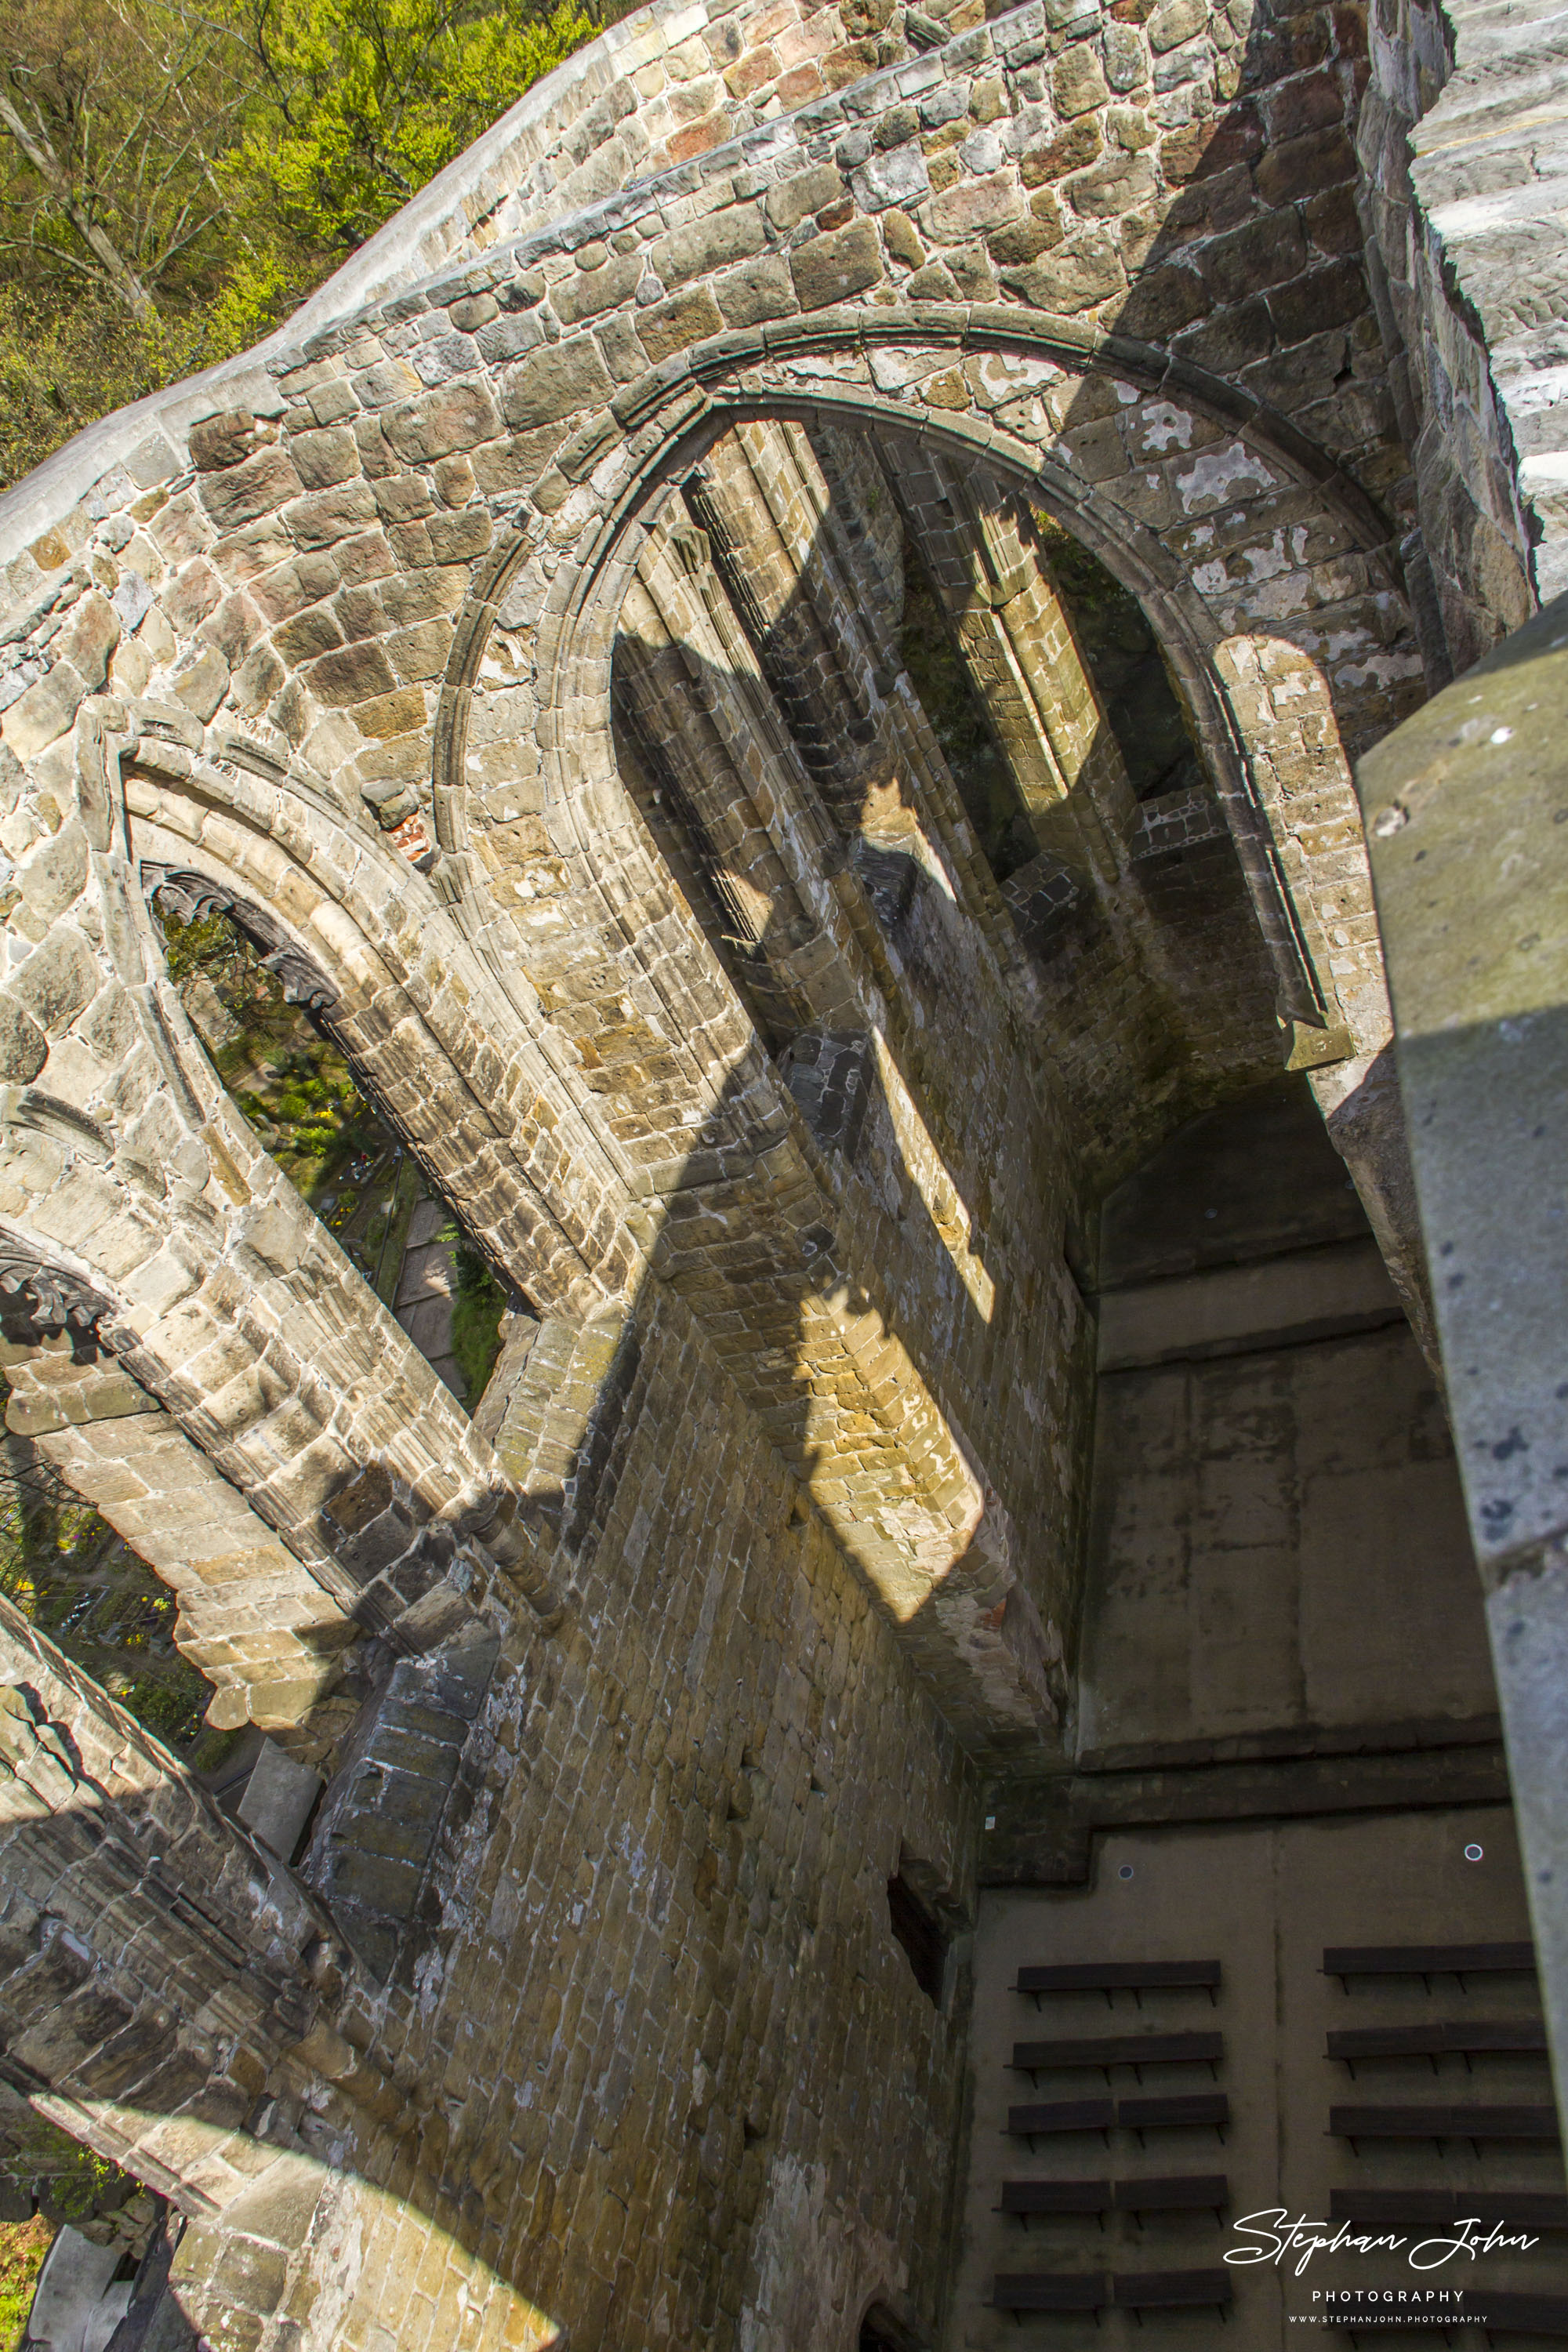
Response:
[1330,2103,1560,2141]
[992,2273,1107,2311]
[1006,2098,1114,2136]
[1323,1942,1536,1978]
[1015,1960,1221,1994]
[1118,2093,1229,2130]
[1112,2269,1233,2309]
[1330,2190,1568,2231]
[1327,2020,1549,2061]
[1011,2032,1222,2072]
[1113,2175,1228,2213]
[998,2180,1112,2214]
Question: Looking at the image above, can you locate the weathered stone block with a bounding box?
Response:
[764,163,844,234]
[426,510,492,563]
[283,485,381,550]
[1263,62,1346,141]
[651,209,767,288]
[1102,20,1148,88]
[0,993,48,1082]
[8,930,100,1035]
[716,256,797,326]
[986,214,1062,266]
[273,607,345,666]
[1266,256,1370,345]
[1256,125,1356,207]
[1117,261,1207,337]
[354,688,426,739]
[307,641,397,708]
[499,341,614,431]
[1064,148,1156,220]
[2,664,86,761]
[1147,0,1206,49]
[287,426,361,490]
[852,143,931,211]
[1019,117,1102,186]
[380,383,503,463]
[636,289,726,364]
[927,172,1019,238]
[553,253,643,326]
[1053,42,1110,115]
[173,646,230,722]
[198,448,304,532]
[789,220,884,308]
[57,593,120,689]
[1004,226,1124,311]
[1197,206,1308,304]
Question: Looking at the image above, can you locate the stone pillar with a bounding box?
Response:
[875,437,1138,883]
[1215,631,1438,1355]
[0,1595,338,2194]
[614,528,865,1041]
[1356,589,1568,2124]
[685,426,890,832]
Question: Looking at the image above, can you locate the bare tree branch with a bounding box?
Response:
[0,75,154,318]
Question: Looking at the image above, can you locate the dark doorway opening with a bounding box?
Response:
[887,1874,946,2005]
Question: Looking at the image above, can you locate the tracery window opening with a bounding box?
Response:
[610,663,820,1056]
[150,884,509,1410]
[1032,512,1207,807]
[897,545,1038,886]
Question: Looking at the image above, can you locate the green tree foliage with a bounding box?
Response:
[0,2212,53,2350]
[0,0,593,485]
[230,0,592,259]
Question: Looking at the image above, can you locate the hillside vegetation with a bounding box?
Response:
[0,0,595,486]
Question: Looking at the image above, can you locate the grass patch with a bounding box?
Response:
[440,1227,509,1405]
[0,2214,53,2351]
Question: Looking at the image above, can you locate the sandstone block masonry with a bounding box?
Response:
[0,0,1558,2343]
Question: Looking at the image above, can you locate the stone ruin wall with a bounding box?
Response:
[0,0,1558,2343]
[1357,0,1568,677]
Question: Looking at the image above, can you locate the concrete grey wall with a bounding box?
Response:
[1358,589,1568,2151]
[949,1805,1547,2351]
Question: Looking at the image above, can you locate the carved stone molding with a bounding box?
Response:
[0,1247,115,1346]
[141,864,339,1015]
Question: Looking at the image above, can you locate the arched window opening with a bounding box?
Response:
[860,2307,919,2352]
[0,2099,162,2344]
[0,1403,217,1765]
[1033,513,1206,808]
[898,557,1036,884]
[848,426,1221,889]
[0,1261,222,1768]
[153,888,509,1410]
[887,1871,948,2008]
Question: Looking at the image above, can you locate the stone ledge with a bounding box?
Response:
[1095,1236,1403,1372]
[982,1740,1512,1886]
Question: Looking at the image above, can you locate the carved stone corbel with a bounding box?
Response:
[140,864,339,1014]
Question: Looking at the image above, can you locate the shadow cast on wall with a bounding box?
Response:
[0,3,1468,2342]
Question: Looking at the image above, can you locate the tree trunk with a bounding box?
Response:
[0,82,155,320]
